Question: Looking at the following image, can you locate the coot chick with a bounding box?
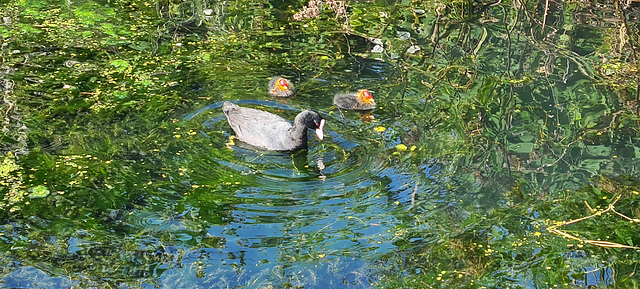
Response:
[333,89,375,110]
[222,101,324,151]
[268,76,295,97]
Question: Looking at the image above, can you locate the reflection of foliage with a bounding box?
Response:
[0,153,25,212]
[548,193,640,250]
[380,177,640,287]
[547,176,640,249]
[1,0,640,287]
[320,0,640,286]
[0,78,28,156]
[591,1,640,108]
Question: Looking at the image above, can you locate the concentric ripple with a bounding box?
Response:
[154,99,405,287]
[181,99,391,195]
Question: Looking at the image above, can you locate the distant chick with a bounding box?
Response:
[268,76,295,97]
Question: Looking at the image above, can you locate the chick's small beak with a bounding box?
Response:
[279,79,288,90]
[315,119,325,140]
[360,90,374,104]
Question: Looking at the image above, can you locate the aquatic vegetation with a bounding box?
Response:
[0,0,639,287]
[0,153,25,212]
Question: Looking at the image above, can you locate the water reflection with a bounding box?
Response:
[3,267,80,288]
[165,99,403,286]
[1,0,637,286]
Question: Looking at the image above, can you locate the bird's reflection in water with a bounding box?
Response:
[317,157,326,181]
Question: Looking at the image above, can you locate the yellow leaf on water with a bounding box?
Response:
[373,126,386,132]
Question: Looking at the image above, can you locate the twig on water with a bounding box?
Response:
[547,194,640,250]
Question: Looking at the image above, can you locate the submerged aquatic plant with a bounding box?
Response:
[0,153,27,212]
[0,0,639,288]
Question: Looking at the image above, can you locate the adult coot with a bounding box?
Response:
[333,89,375,110]
[222,101,325,151]
[268,76,295,97]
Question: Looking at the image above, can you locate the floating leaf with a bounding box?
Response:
[29,185,50,198]
[508,143,534,154]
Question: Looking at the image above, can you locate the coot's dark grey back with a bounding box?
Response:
[222,101,299,150]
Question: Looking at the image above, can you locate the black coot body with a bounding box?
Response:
[222,101,325,151]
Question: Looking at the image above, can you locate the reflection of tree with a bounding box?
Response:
[1,0,640,287]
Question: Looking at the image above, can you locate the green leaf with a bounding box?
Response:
[29,185,50,198]
[508,142,534,154]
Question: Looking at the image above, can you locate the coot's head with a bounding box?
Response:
[297,110,325,140]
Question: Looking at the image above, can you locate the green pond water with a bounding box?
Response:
[1,0,640,288]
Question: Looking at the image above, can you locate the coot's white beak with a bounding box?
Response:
[315,119,325,140]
